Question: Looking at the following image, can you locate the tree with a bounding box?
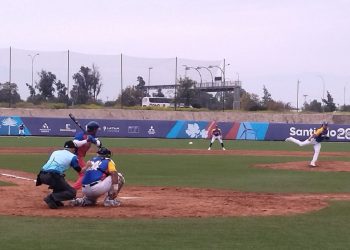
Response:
[71,65,102,104]
[90,65,102,101]
[198,92,217,109]
[37,70,56,100]
[261,85,273,109]
[240,90,262,111]
[266,100,292,111]
[116,86,143,106]
[115,76,152,107]
[322,91,337,112]
[304,99,322,112]
[0,82,21,105]
[153,88,165,97]
[175,77,197,107]
[136,76,147,98]
[55,80,69,103]
[26,83,36,97]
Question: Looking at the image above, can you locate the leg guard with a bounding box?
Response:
[114,172,125,196]
[107,172,125,201]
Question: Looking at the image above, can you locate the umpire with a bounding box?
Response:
[36,140,82,209]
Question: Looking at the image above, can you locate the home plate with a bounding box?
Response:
[119,196,142,199]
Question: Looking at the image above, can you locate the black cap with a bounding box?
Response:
[64,140,76,149]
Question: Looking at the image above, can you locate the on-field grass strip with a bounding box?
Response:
[1,201,350,250]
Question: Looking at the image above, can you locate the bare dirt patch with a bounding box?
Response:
[1,147,350,219]
[255,161,350,172]
[1,169,350,219]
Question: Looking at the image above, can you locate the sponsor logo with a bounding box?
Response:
[289,126,350,140]
[128,126,140,134]
[148,126,156,135]
[59,123,76,133]
[1,117,18,135]
[40,123,51,133]
[186,123,208,138]
[102,126,120,133]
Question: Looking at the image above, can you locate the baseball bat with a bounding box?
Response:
[69,113,86,133]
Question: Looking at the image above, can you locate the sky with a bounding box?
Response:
[0,0,350,107]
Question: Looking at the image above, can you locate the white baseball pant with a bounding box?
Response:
[211,135,223,143]
[82,175,113,204]
[287,137,321,165]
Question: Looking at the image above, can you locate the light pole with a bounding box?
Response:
[297,80,300,112]
[303,94,308,103]
[208,65,225,82]
[235,72,240,82]
[148,67,153,86]
[183,65,202,87]
[208,65,226,111]
[197,66,214,86]
[317,75,326,100]
[344,84,347,107]
[28,53,39,87]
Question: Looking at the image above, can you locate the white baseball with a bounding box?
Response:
[189,141,193,144]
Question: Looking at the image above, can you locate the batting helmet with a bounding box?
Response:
[97,147,112,158]
[87,121,99,132]
[322,121,328,126]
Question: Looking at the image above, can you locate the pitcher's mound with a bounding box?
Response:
[255,161,350,172]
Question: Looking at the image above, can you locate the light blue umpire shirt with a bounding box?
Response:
[41,149,80,175]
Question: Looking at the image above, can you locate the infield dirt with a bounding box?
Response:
[1,147,350,218]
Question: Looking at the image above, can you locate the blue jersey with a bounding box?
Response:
[82,156,117,185]
[41,149,80,175]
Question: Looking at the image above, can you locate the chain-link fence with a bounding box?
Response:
[0,47,243,109]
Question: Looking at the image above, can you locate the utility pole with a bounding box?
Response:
[297,80,300,112]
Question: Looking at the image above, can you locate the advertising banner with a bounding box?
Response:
[266,123,350,142]
[1,115,350,142]
[0,116,176,138]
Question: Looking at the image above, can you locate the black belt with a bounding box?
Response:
[82,181,100,187]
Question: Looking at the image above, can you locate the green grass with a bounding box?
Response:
[1,201,350,250]
[3,136,350,152]
[2,153,350,193]
[1,137,350,249]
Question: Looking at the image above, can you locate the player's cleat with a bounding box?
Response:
[55,201,64,207]
[208,147,211,150]
[104,198,121,207]
[44,195,58,209]
[222,147,226,150]
[309,162,316,167]
[69,197,85,206]
[285,137,292,142]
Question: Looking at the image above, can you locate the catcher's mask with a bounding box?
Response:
[97,147,112,158]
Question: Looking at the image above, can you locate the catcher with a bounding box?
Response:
[72,121,102,190]
[36,140,83,209]
[285,121,329,167]
[70,147,125,207]
[208,124,226,150]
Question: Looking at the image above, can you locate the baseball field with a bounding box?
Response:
[1,136,350,249]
